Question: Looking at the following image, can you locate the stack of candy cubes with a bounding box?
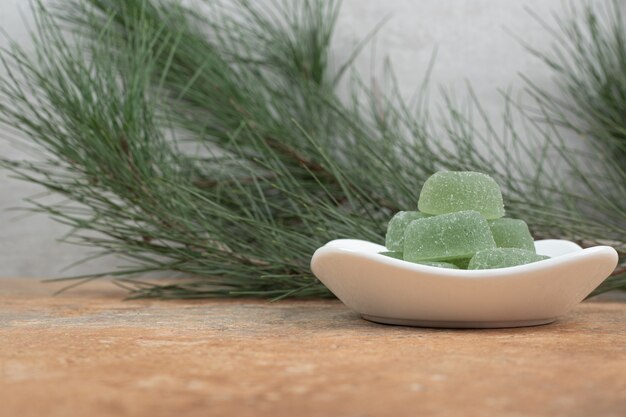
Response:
[382,171,549,269]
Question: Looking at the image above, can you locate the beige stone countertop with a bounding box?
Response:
[1,277,625,417]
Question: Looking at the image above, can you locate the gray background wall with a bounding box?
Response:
[0,0,567,277]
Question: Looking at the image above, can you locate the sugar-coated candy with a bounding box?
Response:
[418,171,505,219]
[403,210,496,262]
[417,261,460,269]
[468,248,549,270]
[488,218,535,252]
[385,211,429,251]
[380,251,403,260]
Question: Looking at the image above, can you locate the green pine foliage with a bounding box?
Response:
[521,0,626,291]
[0,0,623,298]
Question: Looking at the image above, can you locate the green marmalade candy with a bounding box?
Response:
[468,248,549,270]
[385,211,428,251]
[403,210,496,262]
[418,171,505,219]
[488,218,535,252]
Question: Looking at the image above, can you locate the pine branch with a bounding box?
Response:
[0,0,624,299]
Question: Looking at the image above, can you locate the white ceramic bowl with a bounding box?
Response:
[311,239,618,328]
